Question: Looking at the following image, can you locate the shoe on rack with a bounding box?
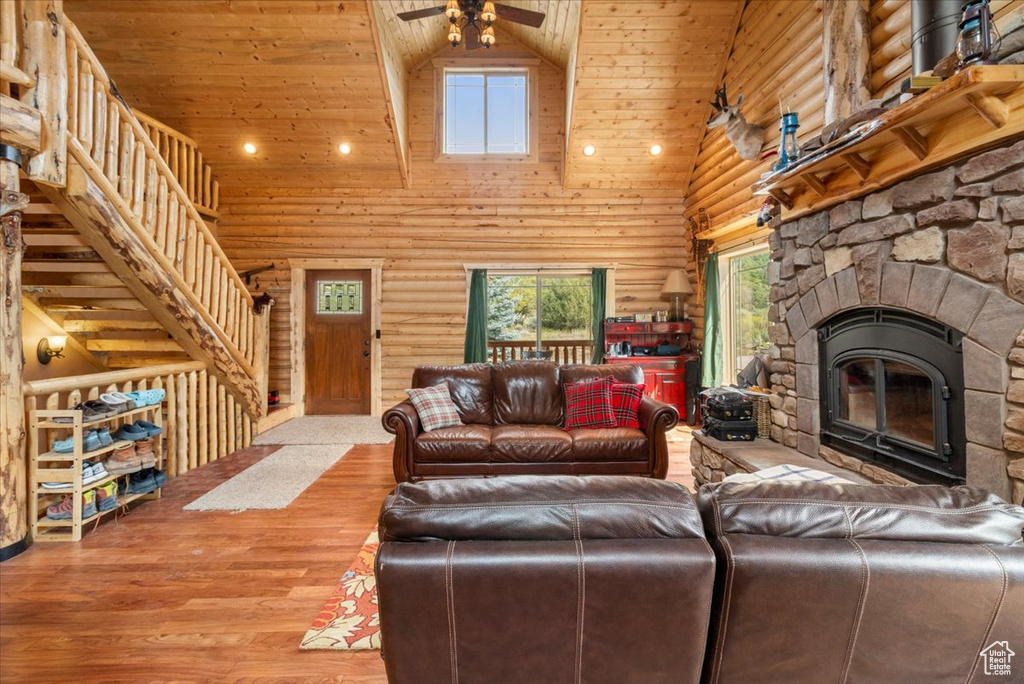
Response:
[127,468,157,495]
[83,460,109,486]
[96,427,114,447]
[153,469,166,489]
[135,439,157,468]
[99,393,130,414]
[45,491,97,520]
[105,444,142,475]
[95,481,119,512]
[124,389,165,407]
[52,430,102,454]
[133,420,163,437]
[113,423,149,441]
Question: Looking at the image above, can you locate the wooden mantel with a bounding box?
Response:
[699,65,1024,242]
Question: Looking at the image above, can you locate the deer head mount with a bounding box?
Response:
[708,85,764,161]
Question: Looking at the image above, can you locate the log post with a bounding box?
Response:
[20,0,67,187]
[0,145,28,561]
[823,0,872,127]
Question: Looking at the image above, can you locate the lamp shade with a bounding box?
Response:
[661,269,694,295]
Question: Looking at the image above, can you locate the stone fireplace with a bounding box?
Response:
[765,139,1024,502]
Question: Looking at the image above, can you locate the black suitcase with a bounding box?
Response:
[704,393,754,421]
[703,416,758,442]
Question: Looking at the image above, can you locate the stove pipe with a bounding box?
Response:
[911,0,962,74]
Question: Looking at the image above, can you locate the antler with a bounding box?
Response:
[711,85,730,111]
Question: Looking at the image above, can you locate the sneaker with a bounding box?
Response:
[153,469,166,488]
[83,460,109,486]
[95,481,119,512]
[53,401,116,424]
[133,420,163,437]
[105,444,142,475]
[134,439,157,468]
[127,469,157,495]
[113,423,149,441]
[52,430,102,454]
[45,491,97,520]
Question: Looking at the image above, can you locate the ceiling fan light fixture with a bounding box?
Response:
[481,1,497,24]
[481,25,496,48]
[445,0,461,20]
[447,21,462,46]
[582,144,597,157]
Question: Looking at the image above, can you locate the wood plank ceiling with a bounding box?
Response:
[67,0,742,192]
[564,0,744,189]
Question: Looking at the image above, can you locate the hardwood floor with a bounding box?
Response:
[0,428,696,683]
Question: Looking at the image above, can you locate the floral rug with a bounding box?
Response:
[300,530,381,650]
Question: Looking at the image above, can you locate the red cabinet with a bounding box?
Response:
[603,321,700,424]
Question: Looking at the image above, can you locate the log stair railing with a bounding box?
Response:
[2,7,271,419]
[133,109,219,219]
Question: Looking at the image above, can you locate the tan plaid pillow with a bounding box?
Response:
[406,382,463,432]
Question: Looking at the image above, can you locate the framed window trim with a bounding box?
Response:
[718,242,770,385]
[434,58,539,164]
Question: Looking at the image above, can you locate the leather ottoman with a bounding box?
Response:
[375,475,716,684]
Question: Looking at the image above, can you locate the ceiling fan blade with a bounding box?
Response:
[396,6,446,21]
[464,23,482,50]
[494,3,545,28]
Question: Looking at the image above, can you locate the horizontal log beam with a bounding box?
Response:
[0,94,43,154]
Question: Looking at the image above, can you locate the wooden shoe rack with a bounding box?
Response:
[28,405,165,542]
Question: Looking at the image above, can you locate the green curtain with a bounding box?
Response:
[590,268,607,364]
[701,254,723,387]
[464,269,488,363]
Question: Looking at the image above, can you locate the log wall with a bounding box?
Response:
[869,0,1023,100]
[217,41,692,408]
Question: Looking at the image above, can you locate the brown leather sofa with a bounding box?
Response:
[375,475,717,684]
[696,482,1024,684]
[381,361,679,483]
[375,476,1024,684]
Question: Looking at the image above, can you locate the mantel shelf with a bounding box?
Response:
[698,65,1024,243]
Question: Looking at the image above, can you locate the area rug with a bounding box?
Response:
[253,416,393,446]
[300,530,381,651]
[183,444,352,511]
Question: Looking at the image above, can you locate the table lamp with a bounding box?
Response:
[661,269,694,322]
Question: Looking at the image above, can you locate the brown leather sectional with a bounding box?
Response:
[376,476,1024,684]
[382,362,679,482]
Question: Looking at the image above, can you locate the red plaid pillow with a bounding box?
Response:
[611,381,646,429]
[406,383,463,432]
[564,377,616,430]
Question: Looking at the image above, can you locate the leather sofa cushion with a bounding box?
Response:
[560,363,644,386]
[492,361,562,425]
[569,428,648,461]
[491,425,572,462]
[697,482,1024,546]
[379,474,707,542]
[414,425,491,463]
[413,364,493,425]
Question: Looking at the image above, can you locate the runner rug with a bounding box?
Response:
[300,530,381,650]
[183,444,352,511]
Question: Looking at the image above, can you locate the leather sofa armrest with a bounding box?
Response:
[383,400,422,483]
[638,395,679,480]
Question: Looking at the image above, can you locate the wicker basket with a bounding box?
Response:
[747,392,772,438]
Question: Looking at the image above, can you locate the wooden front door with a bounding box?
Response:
[305,270,372,414]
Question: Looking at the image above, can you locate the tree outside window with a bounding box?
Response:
[486,275,592,358]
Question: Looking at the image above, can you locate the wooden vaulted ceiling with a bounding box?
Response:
[67,0,742,192]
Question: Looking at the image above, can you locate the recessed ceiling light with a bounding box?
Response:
[243,142,257,155]
[649,144,663,156]
[338,142,352,155]
[582,144,597,157]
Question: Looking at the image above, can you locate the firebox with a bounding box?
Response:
[818,308,966,485]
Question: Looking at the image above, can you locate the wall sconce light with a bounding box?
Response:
[37,335,67,364]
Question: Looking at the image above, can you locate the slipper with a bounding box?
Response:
[125,389,165,407]
[133,420,164,437]
[53,401,109,424]
[108,392,138,410]
[99,393,129,413]
[113,423,149,441]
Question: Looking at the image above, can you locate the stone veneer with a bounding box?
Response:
[765,139,1024,503]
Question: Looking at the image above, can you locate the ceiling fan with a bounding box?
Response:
[397,0,545,50]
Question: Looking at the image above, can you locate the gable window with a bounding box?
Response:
[444,69,528,155]
[719,244,770,383]
[486,272,593,364]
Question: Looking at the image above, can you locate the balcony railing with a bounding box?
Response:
[488,340,595,365]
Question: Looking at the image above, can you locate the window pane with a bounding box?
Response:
[883,361,935,447]
[539,276,591,342]
[445,73,485,154]
[486,75,527,154]
[487,276,536,363]
[838,359,877,431]
[730,249,770,374]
